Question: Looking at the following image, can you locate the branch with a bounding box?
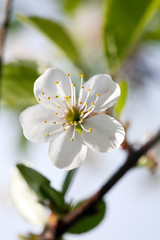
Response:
[0,0,13,100]
[51,130,160,239]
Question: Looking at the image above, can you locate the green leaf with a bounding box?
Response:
[104,0,159,74]
[62,169,77,196]
[61,0,82,13]
[2,61,38,109]
[143,9,160,41]
[17,15,82,69]
[68,200,106,234]
[114,80,128,118]
[16,164,68,215]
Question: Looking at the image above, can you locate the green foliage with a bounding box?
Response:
[17,15,83,69]
[114,80,128,118]
[68,200,106,234]
[2,61,38,109]
[61,0,82,13]
[144,9,160,41]
[17,164,69,215]
[104,0,159,74]
[62,169,77,196]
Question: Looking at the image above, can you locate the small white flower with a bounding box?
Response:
[20,68,125,170]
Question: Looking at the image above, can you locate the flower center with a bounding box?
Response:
[66,107,81,123]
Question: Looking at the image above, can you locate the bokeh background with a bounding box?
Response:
[1,0,160,239]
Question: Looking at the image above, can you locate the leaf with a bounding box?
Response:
[16,164,68,215]
[68,200,106,234]
[61,0,82,13]
[17,15,82,69]
[62,169,77,196]
[2,61,38,109]
[114,80,128,118]
[104,0,159,74]
[143,9,160,41]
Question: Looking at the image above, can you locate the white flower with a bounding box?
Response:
[20,68,125,170]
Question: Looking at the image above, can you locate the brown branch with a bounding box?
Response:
[50,130,160,239]
[0,0,13,101]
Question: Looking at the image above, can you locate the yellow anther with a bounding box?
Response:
[70,121,73,125]
[88,89,91,92]
[56,81,59,84]
[44,120,47,123]
[47,97,50,100]
[80,101,82,104]
[81,86,84,89]
[67,73,70,76]
[70,138,73,141]
[63,128,66,131]
[96,94,99,97]
[55,113,57,115]
[84,103,87,106]
[53,121,56,124]
[55,95,58,98]
[89,128,92,132]
[57,106,60,109]
[81,111,84,114]
[38,98,41,101]
[88,109,91,112]
[41,92,44,95]
[68,96,71,98]
[62,122,66,126]
[81,74,84,78]
[74,121,77,124]
[72,84,75,87]
[80,119,83,122]
[46,133,49,136]
[91,102,94,105]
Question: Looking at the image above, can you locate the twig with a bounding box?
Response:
[51,130,160,239]
[0,0,13,102]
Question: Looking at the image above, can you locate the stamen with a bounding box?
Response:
[62,122,66,126]
[41,92,44,95]
[55,113,57,115]
[44,120,47,123]
[80,124,92,133]
[57,106,60,109]
[46,133,49,136]
[56,81,59,84]
[82,94,99,119]
[47,97,50,100]
[67,73,70,76]
[88,109,91,112]
[64,97,74,113]
[53,121,56,124]
[38,98,41,101]
[72,83,76,106]
[63,128,66,131]
[78,74,84,107]
[55,95,58,98]
[91,102,94,105]
[88,89,91,92]
[70,121,73,125]
[67,75,74,105]
[70,126,76,141]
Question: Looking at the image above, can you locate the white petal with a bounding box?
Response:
[81,74,120,112]
[10,167,48,226]
[49,127,88,170]
[34,68,71,107]
[82,114,125,152]
[20,104,63,143]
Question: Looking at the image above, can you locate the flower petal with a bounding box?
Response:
[34,68,71,107]
[81,74,120,112]
[49,128,88,170]
[20,104,63,143]
[82,114,125,152]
